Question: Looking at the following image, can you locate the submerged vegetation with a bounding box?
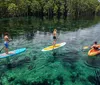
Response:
[0,15,100,85]
[0,0,100,18]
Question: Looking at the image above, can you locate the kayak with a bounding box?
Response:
[42,42,66,51]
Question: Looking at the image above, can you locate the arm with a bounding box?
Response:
[91,45,94,49]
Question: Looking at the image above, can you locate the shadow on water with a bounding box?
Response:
[58,51,79,63]
[85,55,100,68]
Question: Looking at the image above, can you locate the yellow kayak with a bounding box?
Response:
[42,42,66,51]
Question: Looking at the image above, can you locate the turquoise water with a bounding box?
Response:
[0,17,100,85]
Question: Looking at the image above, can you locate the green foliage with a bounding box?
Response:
[0,0,100,17]
[67,0,99,17]
[44,0,54,15]
[96,5,100,14]
[8,3,18,16]
[30,0,41,13]
[17,0,30,16]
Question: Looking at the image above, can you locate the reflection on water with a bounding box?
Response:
[0,16,100,85]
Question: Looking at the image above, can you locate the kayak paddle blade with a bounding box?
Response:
[83,46,89,49]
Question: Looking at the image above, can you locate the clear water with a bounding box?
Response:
[0,16,100,85]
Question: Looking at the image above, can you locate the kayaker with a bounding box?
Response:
[4,32,10,54]
[53,29,57,46]
[91,41,99,50]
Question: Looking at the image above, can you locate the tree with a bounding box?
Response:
[44,0,54,16]
[8,3,18,16]
[0,0,100,17]
[30,0,41,16]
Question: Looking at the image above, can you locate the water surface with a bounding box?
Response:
[0,16,100,85]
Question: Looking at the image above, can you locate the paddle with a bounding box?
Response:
[83,46,90,50]
[83,42,94,50]
[0,46,4,53]
[0,39,13,53]
[83,45,100,50]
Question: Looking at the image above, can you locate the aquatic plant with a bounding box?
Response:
[88,69,100,85]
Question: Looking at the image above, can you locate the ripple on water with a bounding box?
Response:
[84,55,100,68]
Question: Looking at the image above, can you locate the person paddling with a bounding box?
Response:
[4,32,10,54]
[91,41,100,50]
[53,29,57,46]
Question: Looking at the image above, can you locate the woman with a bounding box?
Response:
[53,29,57,46]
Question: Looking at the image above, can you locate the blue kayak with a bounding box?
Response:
[0,48,26,59]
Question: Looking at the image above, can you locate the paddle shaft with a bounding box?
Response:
[0,40,12,53]
[0,46,4,52]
